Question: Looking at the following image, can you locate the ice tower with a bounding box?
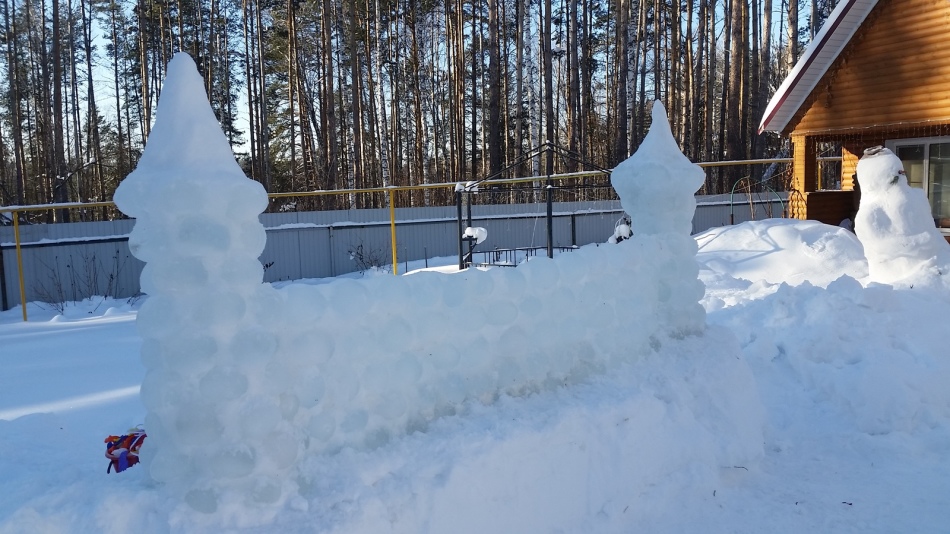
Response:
[610,101,706,333]
[114,53,284,513]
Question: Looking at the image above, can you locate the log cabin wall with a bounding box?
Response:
[784,0,950,225]
[790,0,950,135]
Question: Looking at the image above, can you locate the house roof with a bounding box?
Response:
[758,0,880,134]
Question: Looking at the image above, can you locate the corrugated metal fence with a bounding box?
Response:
[0,195,784,310]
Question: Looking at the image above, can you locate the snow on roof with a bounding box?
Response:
[758,0,879,134]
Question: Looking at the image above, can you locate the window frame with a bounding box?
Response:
[885,136,950,234]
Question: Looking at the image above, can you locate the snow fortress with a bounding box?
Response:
[115,54,713,513]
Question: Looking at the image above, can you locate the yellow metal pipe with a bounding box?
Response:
[12,211,27,322]
[389,190,398,276]
[696,158,792,168]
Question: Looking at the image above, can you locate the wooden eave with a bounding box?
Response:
[758,0,880,135]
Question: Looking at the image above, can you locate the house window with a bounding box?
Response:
[886,138,950,230]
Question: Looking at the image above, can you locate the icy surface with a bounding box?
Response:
[854,147,950,286]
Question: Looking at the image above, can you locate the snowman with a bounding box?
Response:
[854,146,950,285]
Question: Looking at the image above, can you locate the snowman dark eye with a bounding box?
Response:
[890,175,899,185]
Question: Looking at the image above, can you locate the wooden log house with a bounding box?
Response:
[759,0,950,236]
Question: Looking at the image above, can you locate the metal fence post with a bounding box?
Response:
[456,188,465,270]
[546,179,554,258]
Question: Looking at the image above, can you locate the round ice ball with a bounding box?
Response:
[442,280,465,308]
[185,487,219,514]
[418,304,453,337]
[519,296,543,320]
[177,215,230,254]
[328,279,370,317]
[279,393,300,420]
[494,268,526,300]
[209,446,256,478]
[496,357,524,390]
[380,317,414,349]
[328,365,360,402]
[241,400,281,439]
[251,285,285,327]
[220,258,265,289]
[145,256,209,293]
[393,353,423,384]
[285,285,327,322]
[486,300,519,326]
[199,365,248,402]
[140,369,173,411]
[226,178,269,218]
[364,427,393,450]
[191,292,247,329]
[547,286,576,315]
[522,256,560,290]
[283,332,334,368]
[425,343,461,370]
[149,448,191,485]
[230,328,278,365]
[251,476,282,505]
[554,248,587,282]
[467,372,496,398]
[307,412,336,443]
[340,410,369,433]
[233,221,268,258]
[463,268,495,298]
[372,391,407,420]
[498,325,529,353]
[362,360,392,393]
[162,335,218,375]
[457,305,487,331]
[135,296,178,338]
[293,371,327,409]
[437,375,467,405]
[140,338,164,370]
[175,404,223,444]
[125,227,153,262]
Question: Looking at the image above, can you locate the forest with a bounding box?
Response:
[0,0,841,219]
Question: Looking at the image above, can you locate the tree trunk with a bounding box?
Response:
[542,0,553,174]
[566,0,580,171]
[3,0,27,205]
[613,0,628,165]
[788,0,799,68]
[487,0,502,177]
[347,0,365,197]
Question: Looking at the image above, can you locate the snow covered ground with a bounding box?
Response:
[3,55,949,533]
[2,218,950,533]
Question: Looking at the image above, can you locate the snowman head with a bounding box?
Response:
[856,146,907,194]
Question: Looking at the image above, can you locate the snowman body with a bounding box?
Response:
[854,147,950,284]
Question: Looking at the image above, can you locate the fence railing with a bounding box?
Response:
[1,159,797,321]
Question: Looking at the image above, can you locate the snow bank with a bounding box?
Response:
[710,275,950,437]
[696,219,868,287]
[854,147,950,287]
